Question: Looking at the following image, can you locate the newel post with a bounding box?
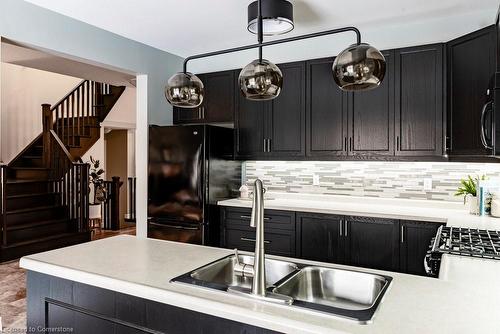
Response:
[110,176,123,231]
[42,104,53,167]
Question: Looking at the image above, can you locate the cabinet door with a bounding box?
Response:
[395,44,444,156]
[234,83,269,159]
[447,26,495,156]
[344,216,399,271]
[297,213,343,263]
[348,51,394,156]
[305,58,348,157]
[203,70,235,123]
[267,61,306,157]
[400,221,444,276]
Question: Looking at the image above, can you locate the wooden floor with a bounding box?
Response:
[0,225,136,331]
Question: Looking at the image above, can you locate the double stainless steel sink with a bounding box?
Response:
[172,253,392,323]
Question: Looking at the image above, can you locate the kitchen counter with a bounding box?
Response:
[20,235,500,334]
[218,192,500,230]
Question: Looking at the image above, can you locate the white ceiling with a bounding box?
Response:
[1,39,136,86]
[24,0,499,73]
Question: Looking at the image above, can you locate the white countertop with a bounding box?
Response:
[20,235,500,334]
[218,192,500,230]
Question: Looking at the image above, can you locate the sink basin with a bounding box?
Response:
[272,266,391,323]
[173,254,298,291]
[171,256,391,323]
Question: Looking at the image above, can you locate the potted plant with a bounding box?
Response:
[88,156,107,204]
[455,175,486,215]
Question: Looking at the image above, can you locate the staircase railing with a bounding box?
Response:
[48,130,90,233]
[0,165,6,246]
[48,80,110,148]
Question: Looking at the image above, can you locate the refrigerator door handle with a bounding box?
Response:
[480,100,494,149]
[149,222,200,231]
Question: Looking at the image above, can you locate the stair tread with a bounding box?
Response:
[2,231,86,249]
[6,205,64,215]
[7,192,57,199]
[7,218,68,231]
[9,167,50,170]
[6,179,55,184]
[21,155,42,159]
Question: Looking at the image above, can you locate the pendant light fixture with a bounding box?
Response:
[247,0,294,36]
[165,0,386,108]
[240,0,283,101]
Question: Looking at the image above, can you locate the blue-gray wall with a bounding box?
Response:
[0,0,183,125]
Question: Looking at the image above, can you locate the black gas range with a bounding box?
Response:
[425,226,500,277]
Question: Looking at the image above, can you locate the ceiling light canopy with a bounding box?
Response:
[164,0,386,109]
[247,0,294,36]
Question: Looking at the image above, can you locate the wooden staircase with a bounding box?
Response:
[0,80,125,262]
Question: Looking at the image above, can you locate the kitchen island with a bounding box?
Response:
[20,234,500,334]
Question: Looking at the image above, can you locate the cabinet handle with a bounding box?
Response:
[263,139,267,152]
[240,237,270,244]
[267,138,271,153]
[396,136,400,151]
[401,225,405,243]
[240,215,270,220]
[344,137,347,152]
[344,220,348,237]
[480,101,493,149]
[339,220,343,236]
[201,107,205,119]
[349,137,352,152]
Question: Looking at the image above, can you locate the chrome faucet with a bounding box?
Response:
[250,179,266,297]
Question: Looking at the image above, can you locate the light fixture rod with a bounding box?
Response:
[182,26,362,73]
[258,0,263,62]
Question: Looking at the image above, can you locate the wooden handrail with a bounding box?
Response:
[50,80,87,112]
[49,130,76,163]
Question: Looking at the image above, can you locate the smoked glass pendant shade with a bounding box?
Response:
[332,43,386,91]
[239,59,283,100]
[164,72,204,108]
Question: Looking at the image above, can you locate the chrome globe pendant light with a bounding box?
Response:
[239,0,283,100]
[165,0,386,109]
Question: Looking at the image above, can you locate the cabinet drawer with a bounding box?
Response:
[225,228,295,257]
[223,207,295,231]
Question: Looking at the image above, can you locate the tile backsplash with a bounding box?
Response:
[243,161,500,202]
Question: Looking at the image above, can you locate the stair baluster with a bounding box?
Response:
[1,165,6,246]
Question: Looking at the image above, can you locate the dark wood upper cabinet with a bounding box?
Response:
[348,50,395,156]
[173,71,235,124]
[395,44,444,157]
[344,216,399,271]
[234,87,268,159]
[267,61,306,157]
[306,58,348,157]
[447,25,495,156]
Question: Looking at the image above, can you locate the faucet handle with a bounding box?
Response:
[234,248,240,265]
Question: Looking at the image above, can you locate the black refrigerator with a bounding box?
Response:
[148,125,241,246]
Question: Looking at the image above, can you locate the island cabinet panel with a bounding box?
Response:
[446,25,496,156]
[296,213,343,263]
[400,220,445,276]
[394,44,444,157]
[305,58,348,158]
[173,70,235,124]
[348,51,395,156]
[344,216,400,271]
[27,271,280,334]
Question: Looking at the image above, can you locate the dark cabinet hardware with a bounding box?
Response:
[240,215,270,221]
[480,100,494,149]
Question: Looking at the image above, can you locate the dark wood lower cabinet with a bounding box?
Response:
[28,271,280,334]
[296,213,342,263]
[222,207,440,276]
[344,216,400,272]
[400,220,445,275]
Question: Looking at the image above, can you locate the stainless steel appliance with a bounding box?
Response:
[425,226,500,276]
[148,125,241,245]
